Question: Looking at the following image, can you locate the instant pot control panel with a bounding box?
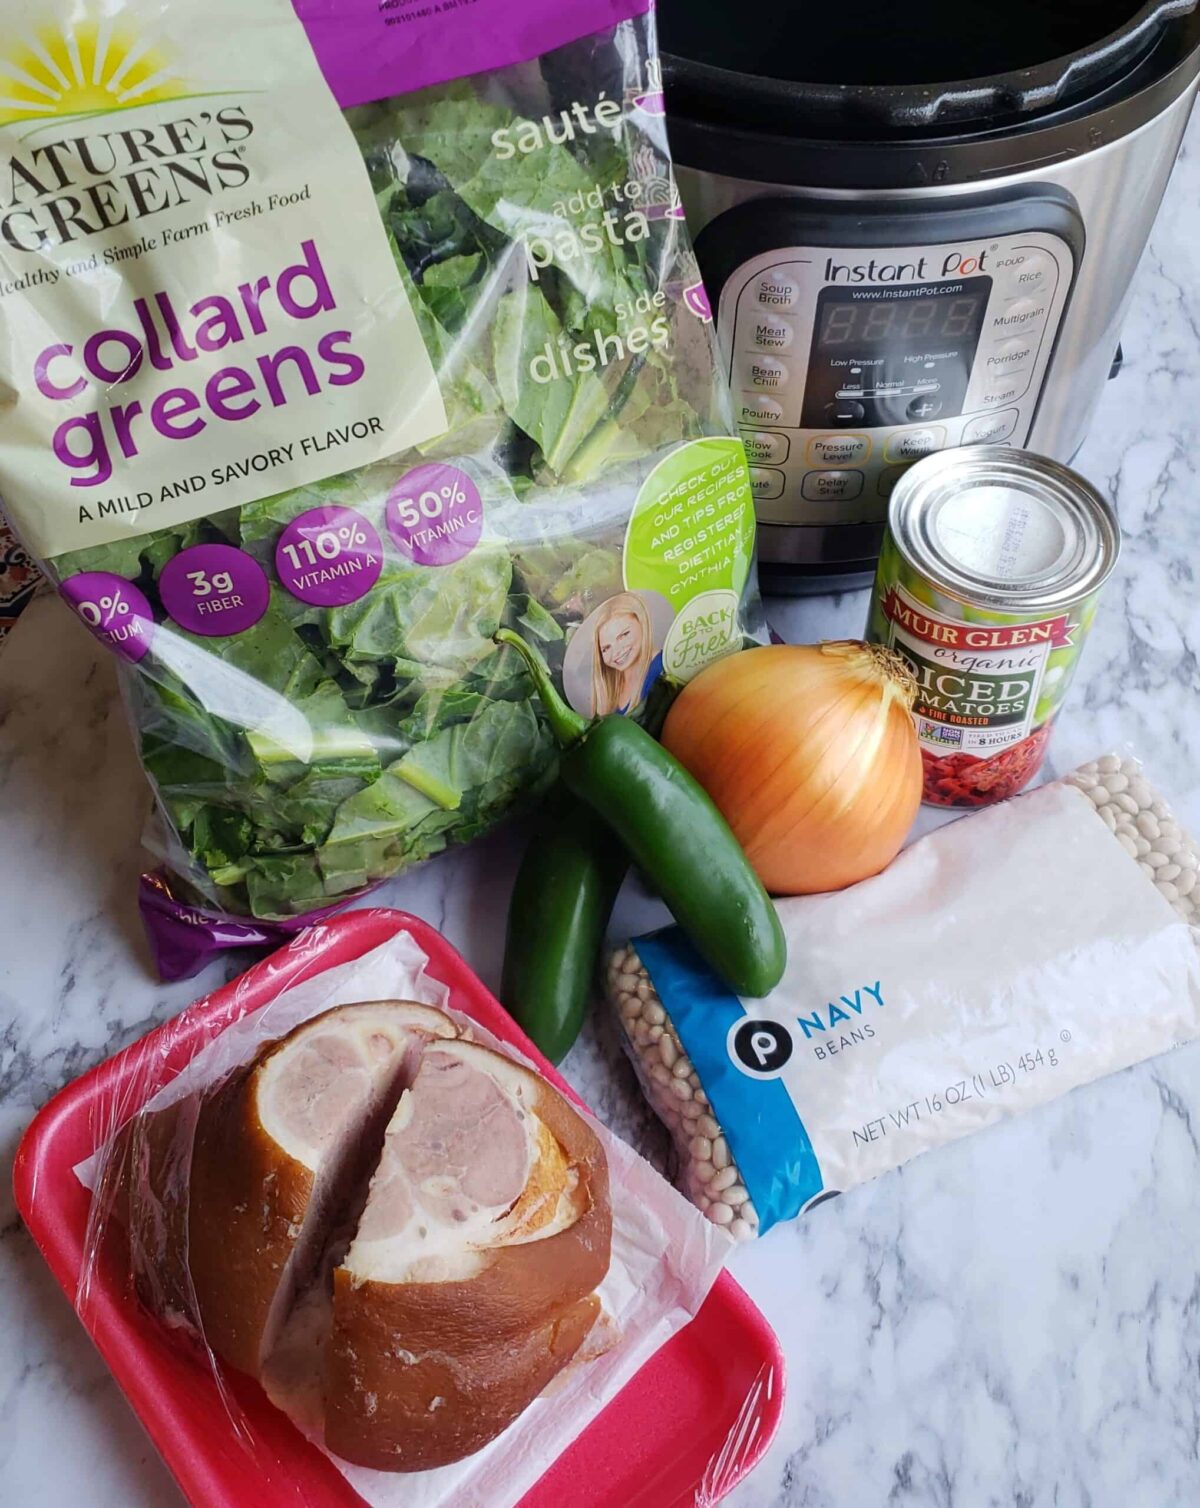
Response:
[705,202,1082,531]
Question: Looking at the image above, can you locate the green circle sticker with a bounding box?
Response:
[624,438,755,604]
[624,438,756,682]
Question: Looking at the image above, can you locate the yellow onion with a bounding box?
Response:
[662,641,922,895]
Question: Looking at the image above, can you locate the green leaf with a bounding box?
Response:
[493,282,610,474]
[402,687,490,742]
[510,539,622,617]
[324,769,443,847]
[325,545,511,678]
[417,251,484,330]
[391,697,546,811]
[259,760,381,848]
[508,593,565,644]
[245,853,332,917]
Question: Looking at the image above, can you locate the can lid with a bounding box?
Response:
[887,447,1121,612]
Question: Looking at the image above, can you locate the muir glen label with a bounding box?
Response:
[881,585,1073,752]
[874,573,1102,808]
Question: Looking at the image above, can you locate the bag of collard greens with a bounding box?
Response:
[0,0,766,977]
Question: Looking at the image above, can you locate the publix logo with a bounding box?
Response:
[729,982,886,1078]
[728,1018,794,1079]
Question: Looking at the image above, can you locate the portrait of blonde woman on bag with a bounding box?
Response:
[563,590,670,718]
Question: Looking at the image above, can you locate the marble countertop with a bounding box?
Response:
[6,132,1200,1508]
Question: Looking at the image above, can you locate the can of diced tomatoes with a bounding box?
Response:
[867,447,1121,808]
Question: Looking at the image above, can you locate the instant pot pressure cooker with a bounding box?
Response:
[661,0,1200,592]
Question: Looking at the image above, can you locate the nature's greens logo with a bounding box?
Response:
[0,21,254,254]
[0,20,187,127]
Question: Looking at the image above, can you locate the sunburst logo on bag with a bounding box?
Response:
[0,19,187,127]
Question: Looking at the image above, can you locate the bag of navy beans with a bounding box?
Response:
[610,756,1200,1239]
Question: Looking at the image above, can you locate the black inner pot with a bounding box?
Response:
[659,0,1167,87]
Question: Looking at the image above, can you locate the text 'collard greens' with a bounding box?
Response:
[0,0,764,973]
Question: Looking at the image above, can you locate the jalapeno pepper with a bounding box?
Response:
[496,630,786,998]
[502,796,628,1064]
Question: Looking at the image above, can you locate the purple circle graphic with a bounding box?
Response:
[386,463,483,567]
[61,571,154,663]
[275,505,383,607]
[159,544,270,637]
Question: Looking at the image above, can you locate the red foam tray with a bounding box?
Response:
[14,908,783,1507]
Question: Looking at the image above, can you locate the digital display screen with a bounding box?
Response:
[800,276,994,430]
[815,290,989,349]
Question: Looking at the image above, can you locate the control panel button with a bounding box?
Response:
[807,433,871,468]
[749,466,786,501]
[738,395,784,425]
[963,409,1020,445]
[801,470,865,502]
[744,356,787,391]
[988,297,1048,337]
[749,313,795,351]
[754,273,802,310]
[878,465,911,499]
[906,395,943,421]
[826,398,866,425]
[740,429,790,465]
[885,426,947,464]
[982,336,1036,378]
[1001,250,1057,299]
[979,374,1028,409]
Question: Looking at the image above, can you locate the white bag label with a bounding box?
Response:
[0,0,445,559]
[638,784,1200,1230]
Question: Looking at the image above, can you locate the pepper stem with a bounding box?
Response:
[495,629,590,747]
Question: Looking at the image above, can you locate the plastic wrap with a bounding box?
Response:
[0,0,764,978]
[697,1360,781,1505]
[609,754,1200,1238]
[74,926,736,1506]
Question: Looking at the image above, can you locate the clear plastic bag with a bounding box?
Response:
[0,0,764,976]
[75,927,734,1506]
[609,754,1200,1238]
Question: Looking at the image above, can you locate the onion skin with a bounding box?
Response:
[661,642,923,896]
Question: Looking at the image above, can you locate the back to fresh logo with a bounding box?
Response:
[0,19,188,127]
